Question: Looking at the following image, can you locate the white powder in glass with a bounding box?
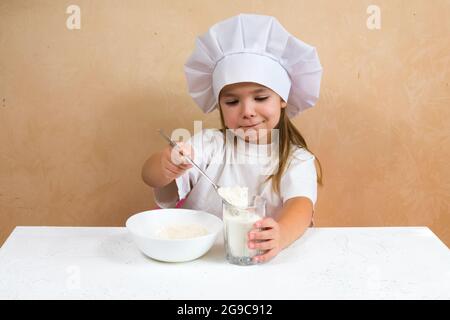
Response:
[219,186,262,259]
[224,211,260,257]
[156,224,209,239]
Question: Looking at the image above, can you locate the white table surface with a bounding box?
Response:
[0,226,449,299]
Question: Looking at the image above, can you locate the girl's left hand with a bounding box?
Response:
[247,217,283,263]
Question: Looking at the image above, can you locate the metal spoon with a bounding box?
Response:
[157,129,239,209]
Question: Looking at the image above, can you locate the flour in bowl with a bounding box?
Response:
[156,224,209,239]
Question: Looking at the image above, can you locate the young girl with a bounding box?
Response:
[142,14,323,263]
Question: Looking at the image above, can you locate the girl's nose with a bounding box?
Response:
[241,101,257,118]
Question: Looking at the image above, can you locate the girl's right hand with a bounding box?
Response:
[160,142,194,181]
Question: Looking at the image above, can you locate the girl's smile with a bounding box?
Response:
[240,120,265,129]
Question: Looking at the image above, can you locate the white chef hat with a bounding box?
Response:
[184,13,323,118]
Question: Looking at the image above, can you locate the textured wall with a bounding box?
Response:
[1,0,449,246]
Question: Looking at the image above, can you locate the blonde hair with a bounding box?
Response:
[218,102,323,195]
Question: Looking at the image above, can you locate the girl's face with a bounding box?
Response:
[219,82,287,144]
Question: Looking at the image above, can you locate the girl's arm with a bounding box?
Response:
[141,151,173,188]
[141,143,193,188]
[277,197,313,249]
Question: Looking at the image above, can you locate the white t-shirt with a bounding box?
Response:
[153,129,317,220]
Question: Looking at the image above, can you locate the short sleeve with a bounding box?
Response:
[280,148,318,208]
[152,129,220,208]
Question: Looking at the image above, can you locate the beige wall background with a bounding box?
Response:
[1,0,449,247]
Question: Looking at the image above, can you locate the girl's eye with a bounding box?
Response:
[225,96,269,105]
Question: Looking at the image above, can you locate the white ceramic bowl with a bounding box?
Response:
[126,209,223,262]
